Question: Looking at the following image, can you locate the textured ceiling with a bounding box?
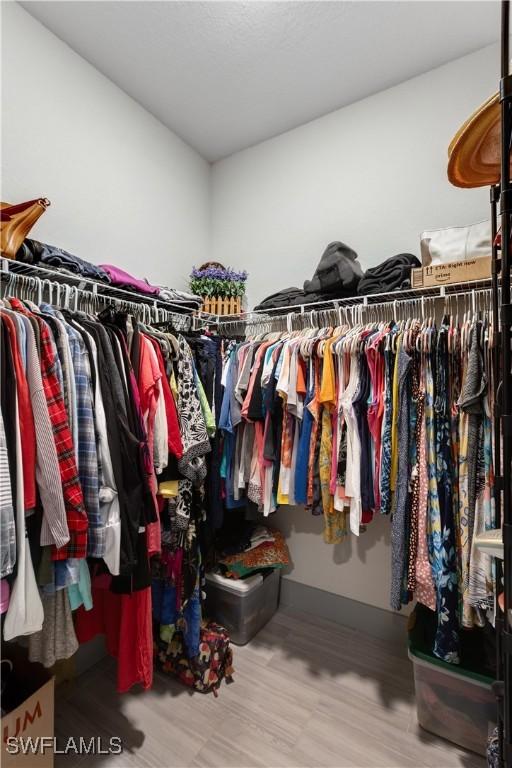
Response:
[20,1,499,161]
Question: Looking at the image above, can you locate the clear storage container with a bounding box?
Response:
[205,569,280,645]
[408,648,496,756]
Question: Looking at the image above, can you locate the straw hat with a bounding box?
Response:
[447,92,507,188]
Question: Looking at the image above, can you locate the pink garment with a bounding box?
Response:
[329,411,338,495]
[100,265,160,296]
[366,342,384,511]
[256,422,266,497]
[0,579,10,614]
[161,548,184,610]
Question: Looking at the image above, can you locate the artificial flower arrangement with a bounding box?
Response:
[190,262,248,299]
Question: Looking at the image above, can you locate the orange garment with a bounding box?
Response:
[296,357,307,397]
[319,337,337,408]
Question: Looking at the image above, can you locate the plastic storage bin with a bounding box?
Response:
[409,648,496,756]
[205,569,280,645]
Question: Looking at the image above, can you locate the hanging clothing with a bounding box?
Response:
[216,309,496,665]
[0,291,214,691]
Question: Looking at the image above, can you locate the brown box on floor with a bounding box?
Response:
[1,644,55,768]
[411,256,491,288]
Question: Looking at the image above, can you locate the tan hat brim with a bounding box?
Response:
[447,93,505,188]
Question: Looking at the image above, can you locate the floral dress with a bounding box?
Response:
[457,345,472,627]
[414,362,436,611]
[320,407,346,543]
[432,324,460,663]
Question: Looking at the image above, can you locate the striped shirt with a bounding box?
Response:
[60,313,103,557]
[0,409,16,578]
[10,299,87,559]
[2,309,70,549]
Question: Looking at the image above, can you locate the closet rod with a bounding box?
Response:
[0,258,216,318]
[218,281,496,329]
[217,289,496,339]
[216,277,494,323]
[0,261,194,330]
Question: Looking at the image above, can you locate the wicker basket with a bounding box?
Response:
[202,296,241,315]
[197,262,242,315]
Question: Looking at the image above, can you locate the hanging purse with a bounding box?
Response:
[0,198,51,259]
[420,219,491,267]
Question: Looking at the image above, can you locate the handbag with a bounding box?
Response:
[154,620,234,696]
[0,198,50,259]
[420,219,490,266]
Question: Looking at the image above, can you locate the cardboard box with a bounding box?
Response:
[1,645,54,768]
[411,256,491,289]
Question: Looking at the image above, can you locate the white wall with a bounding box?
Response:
[211,43,497,309]
[1,2,210,291]
[211,43,498,612]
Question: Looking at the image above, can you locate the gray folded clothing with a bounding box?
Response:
[158,286,202,306]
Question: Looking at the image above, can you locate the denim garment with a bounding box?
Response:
[294,380,315,505]
[152,581,201,658]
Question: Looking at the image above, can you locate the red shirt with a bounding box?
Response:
[10,299,88,559]
[1,312,37,510]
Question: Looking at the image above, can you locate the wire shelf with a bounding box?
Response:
[0,258,203,316]
[216,276,496,327]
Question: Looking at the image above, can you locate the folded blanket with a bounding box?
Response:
[357,253,420,295]
[100,264,160,295]
[158,286,201,306]
[217,529,290,579]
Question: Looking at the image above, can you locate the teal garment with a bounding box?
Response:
[67,559,93,611]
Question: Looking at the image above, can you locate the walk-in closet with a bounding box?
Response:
[1,1,511,766]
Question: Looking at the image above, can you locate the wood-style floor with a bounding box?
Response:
[55,607,485,768]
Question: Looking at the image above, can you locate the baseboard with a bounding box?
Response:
[71,580,408,677]
[279,577,408,646]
